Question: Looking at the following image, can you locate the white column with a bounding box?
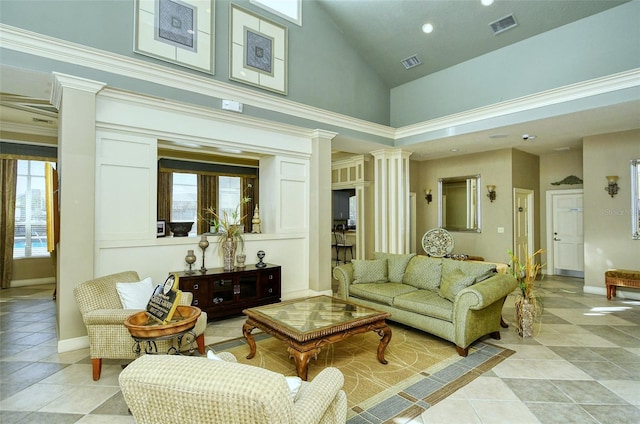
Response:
[309,130,336,292]
[371,149,412,254]
[51,73,106,350]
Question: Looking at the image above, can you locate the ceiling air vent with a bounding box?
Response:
[401,55,422,70]
[489,14,518,35]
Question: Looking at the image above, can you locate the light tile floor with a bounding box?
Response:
[1,276,639,423]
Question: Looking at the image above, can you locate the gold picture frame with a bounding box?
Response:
[230,4,288,95]
[134,0,215,74]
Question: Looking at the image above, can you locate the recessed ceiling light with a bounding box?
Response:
[450,148,459,152]
[422,23,434,34]
[481,0,494,6]
[522,134,537,141]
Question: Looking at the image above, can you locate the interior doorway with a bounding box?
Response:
[513,188,534,262]
[546,189,584,277]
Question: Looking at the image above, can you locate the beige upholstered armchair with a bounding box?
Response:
[119,354,348,424]
[73,271,207,381]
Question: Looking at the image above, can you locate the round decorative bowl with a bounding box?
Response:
[421,228,454,257]
[124,305,201,338]
[168,221,193,237]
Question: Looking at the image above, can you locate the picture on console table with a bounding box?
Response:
[134,0,215,74]
[157,220,166,237]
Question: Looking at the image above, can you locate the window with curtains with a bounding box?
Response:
[171,173,198,236]
[14,160,49,258]
[158,159,258,235]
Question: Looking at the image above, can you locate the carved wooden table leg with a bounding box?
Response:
[243,320,258,359]
[288,346,320,381]
[374,324,392,365]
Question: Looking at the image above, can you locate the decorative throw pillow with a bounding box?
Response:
[285,376,303,401]
[438,268,476,302]
[402,256,442,290]
[442,259,496,283]
[352,259,388,284]
[207,350,224,361]
[374,252,416,283]
[116,277,154,309]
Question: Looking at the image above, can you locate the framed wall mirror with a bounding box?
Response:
[438,175,481,232]
[632,159,640,240]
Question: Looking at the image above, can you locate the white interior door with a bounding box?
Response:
[514,188,534,261]
[551,191,584,276]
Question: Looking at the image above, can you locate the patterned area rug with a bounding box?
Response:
[209,323,514,423]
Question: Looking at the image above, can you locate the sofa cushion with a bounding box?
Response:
[438,268,477,302]
[402,256,442,290]
[393,290,453,321]
[352,259,388,284]
[442,259,496,283]
[374,252,416,283]
[349,283,417,306]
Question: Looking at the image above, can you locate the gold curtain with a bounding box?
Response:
[241,177,257,231]
[0,159,17,289]
[157,170,172,236]
[198,174,217,234]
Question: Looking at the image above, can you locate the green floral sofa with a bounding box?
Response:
[332,253,518,356]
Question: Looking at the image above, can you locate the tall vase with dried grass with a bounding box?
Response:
[202,185,252,271]
[508,248,544,337]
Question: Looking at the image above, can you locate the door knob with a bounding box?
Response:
[554,237,561,241]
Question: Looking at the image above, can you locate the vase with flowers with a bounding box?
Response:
[202,185,252,271]
[508,248,544,337]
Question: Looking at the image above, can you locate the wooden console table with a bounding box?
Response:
[175,264,281,320]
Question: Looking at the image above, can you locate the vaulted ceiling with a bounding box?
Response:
[317,0,629,88]
[1,1,638,160]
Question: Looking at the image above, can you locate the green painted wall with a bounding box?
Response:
[0,0,390,125]
[390,1,640,127]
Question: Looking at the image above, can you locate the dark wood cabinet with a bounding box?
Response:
[175,264,281,320]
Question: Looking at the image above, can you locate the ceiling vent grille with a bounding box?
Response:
[489,14,518,35]
[401,55,422,70]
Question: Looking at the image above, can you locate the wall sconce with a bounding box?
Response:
[605,175,619,197]
[486,185,496,202]
[424,189,433,204]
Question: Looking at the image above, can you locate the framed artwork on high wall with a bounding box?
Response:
[230,4,288,95]
[134,0,215,74]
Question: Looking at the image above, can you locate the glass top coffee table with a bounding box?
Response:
[242,295,392,380]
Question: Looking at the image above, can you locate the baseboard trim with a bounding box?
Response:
[584,285,640,301]
[58,335,89,353]
[10,277,55,287]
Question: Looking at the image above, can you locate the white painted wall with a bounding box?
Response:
[56,76,331,351]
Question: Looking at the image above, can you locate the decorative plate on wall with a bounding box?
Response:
[421,228,454,257]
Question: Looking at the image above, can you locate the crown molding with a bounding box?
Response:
[97,87,320,141]
[2,24,637,147]
[395,68,640,139]
[0,24,394,139]
[0,121,57,137]
[51,72,106,109]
